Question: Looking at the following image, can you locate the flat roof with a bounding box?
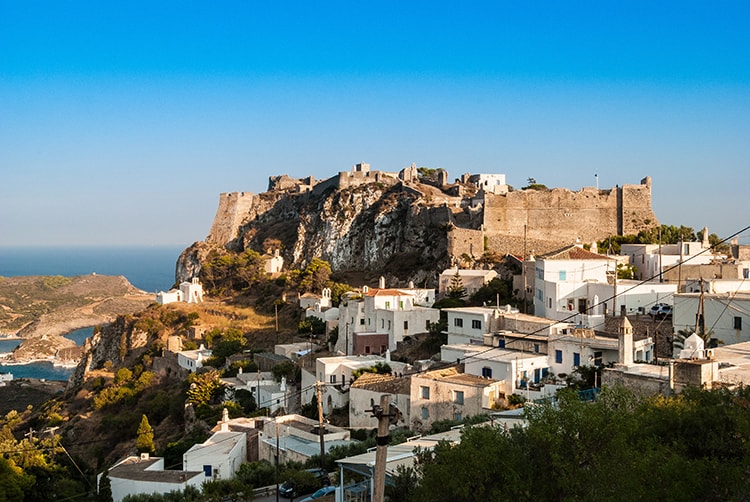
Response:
[109,456,202,483]
[185,431,245,457]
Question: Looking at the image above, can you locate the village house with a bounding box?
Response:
[673,289,750,346]
[410,366,504,432]
[176,344,212,372]
[443,305,519,345]
[264,249,284,274]
[221,370,290,415]
[349,372,412,429]
[183,409,247,480]
[336,280,440,354]
[438,267,498,299]
[300,354,409,414]
[103,410,245,502]
[256,414,353,465]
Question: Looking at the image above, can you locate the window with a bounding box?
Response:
[498,338,506,349]
[399,301,404,309]
[421,407,429,419]
[454,412,462,421]
[482,367,492,378]
[364,346,370,354]
[360,318,365,325]
[536,289,543,301]
[533,343,540,353]
[381,319,384,328]
[735,317,742,330]
[555,350,563,364]
[454,318,464,327]
[594,351,603,366]
[559,270,567,281]
[330,374,337,383]
[548,298,552,309]
[421,386,430,399]
[425,320,431,330]
[385,301,391,309]
[573,352,580,367]
[454,391,464,404]
[472,319,481,330]
[404,321,409,330]
[388,320,391,330]
[536,267,543,279]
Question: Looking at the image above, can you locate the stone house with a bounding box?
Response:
[349,372,412,429]
[410,367,503,432]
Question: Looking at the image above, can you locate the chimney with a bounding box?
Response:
[618,316,634,366]
[379,276,386,289]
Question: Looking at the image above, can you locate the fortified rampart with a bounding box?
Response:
[482,177,656,245]
[207,192,257,245]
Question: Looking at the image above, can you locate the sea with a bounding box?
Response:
[0,246,184,381]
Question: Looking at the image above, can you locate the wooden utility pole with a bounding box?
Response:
[372,394,390,502]
[316,381,326,469]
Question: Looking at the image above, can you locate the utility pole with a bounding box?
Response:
[275,421,280,502]
[369,394,391,502]
[316,381,326,469]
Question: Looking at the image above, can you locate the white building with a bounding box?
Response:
[257,414,353,465]
[156,277,204,305]
[443,306,518,345]
[183,410,247,480]
[264,249,284,274]
[300,354,408,414]
[438,268,498,299]
[180,278,204,304]
[222,371,289,415]
[674,291,750,346]
[177,344,212,372]
[105,455,204,502]
[548,318,654,377]
[533,244,619,323]
[337,286,440,354]
[468,173,508,194]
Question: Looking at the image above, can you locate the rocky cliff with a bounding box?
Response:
[177,168,659,287]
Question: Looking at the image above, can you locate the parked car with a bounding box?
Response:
[649,303,672,318]
[298,485,337,502]
[279,468,330,498]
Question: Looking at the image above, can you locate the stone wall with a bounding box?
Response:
[482,177,657,247]
[207,192,256,245]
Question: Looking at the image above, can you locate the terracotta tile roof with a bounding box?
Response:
[366,288,414,296]
[539,245,614,261]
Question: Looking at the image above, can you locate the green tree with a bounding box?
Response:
[136,414,155,454]
[186,371,224,407]
[447,270,467,300]
[97,469,113,502]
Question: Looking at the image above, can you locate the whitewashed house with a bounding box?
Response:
[674,290,750,346]
[300,354,408,414]
[533,244,618,323]
[177,344,212,372]
[221,370,289,414]
[257,414,353,465]
[468,173,509,194]
[438,267,498,299]
[155,289,182,305]
[443,306,516,345]
[104,455,204,502]
[183,410,247,480]
[337,285,440,354]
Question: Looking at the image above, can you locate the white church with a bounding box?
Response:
[156,277,204,305]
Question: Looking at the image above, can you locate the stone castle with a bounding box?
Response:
[206,162,657,261]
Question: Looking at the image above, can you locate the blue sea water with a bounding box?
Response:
[0,246,184,380]
[0,245,184,293]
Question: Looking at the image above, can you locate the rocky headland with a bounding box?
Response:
[0,274,154,363]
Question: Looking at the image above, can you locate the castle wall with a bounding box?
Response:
[447,228,484,261]
[207,192,256,246]
[482,178,657,247]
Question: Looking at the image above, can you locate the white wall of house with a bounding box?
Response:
[183,431,246,480]
[107,457,203,502]
[533,257,617,321]
[674,292,750,346]
[547,335,653,377]
[463,349,550,390]
[155,289,181,305]
[444,307,503,345]
[300,355,407,414]
[621,242,719,281]
[615,280,677,314]
[177,345,212,372]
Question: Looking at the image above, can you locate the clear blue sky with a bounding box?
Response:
[2,1,749,248]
